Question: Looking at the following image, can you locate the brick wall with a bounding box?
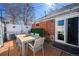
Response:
[32,19,55,39]
[46,20,55,35]
[32,23,36,29]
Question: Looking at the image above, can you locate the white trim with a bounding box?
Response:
[34,7,79,24]
[64,19,67,43]
[55,12,79,19]
[33,18,55,24]
[41,6,79,20]
[39,18,55,23]
[78,17,79,46]
[33,6,79,24]
[36,6,79,23]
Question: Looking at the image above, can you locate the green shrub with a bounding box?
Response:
[31,28,44,37]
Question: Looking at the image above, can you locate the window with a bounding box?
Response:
[58,20,64,26]
[57,20,64,41]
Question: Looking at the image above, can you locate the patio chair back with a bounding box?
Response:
[28,37,45,55]
[34,33,39,38]
[50,34,55,41]
[30,33,34,36]
[34,37,44,50]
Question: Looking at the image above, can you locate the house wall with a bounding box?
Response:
[39,21,47,31]
[55,12,79,47]
[32,23,41,29]
[46,20,55,35]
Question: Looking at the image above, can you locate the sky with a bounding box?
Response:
[32,3,71,21]
[0,3,71,22]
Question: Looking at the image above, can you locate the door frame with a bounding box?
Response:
[55,16,79,47]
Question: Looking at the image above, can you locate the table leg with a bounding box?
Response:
[25,43,28,55]
[21,42,25,56]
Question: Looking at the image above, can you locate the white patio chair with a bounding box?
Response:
[34,33,39,38]
[50,35,54,41]
[28,37,45,56]
[16,39,22,53]
[50,34,55,44]
[30,33,34,36]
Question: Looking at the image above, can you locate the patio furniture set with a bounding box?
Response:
[16,33,45,56]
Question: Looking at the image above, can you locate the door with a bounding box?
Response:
[67,17,78,45]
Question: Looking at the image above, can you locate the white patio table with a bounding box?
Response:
[16,34,35,56]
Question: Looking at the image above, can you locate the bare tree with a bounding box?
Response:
[21,3,35,25]
[4,3,35,24]
[4,3,21,24]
